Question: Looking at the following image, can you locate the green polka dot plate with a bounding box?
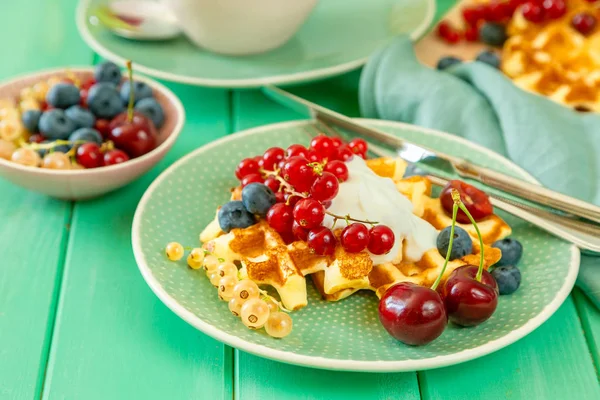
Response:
[132,120,579,372]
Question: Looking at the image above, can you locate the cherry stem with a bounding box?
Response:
[126,60,134,123]
[457,202,485,282]
[431,202,458,291]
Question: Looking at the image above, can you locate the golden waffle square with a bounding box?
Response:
[502,0,600,112]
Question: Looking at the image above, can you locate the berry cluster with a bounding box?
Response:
[379,185,523,346]
[436,0,519,45]
[438,0,596,47]
[0,60,164,169]
[165,242,293,338]
[234,136,396,256]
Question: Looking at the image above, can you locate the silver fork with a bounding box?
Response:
[308,120,600,254]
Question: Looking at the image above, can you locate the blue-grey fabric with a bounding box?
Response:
[359,36,600,307]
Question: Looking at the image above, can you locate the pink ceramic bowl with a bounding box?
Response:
[0,67,184,200]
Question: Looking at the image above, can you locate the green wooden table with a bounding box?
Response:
[1,1,599,399]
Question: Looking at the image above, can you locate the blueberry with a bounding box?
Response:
[436,56,462,71]
[218,201,257,233]
[242,183,276,216]
[492,238,523,266]
[65,105,96,129]
[120,81,153,104]
[46,83,81,109]
[135,97,164,128]
[403,164,427,178]
[39,109,76,140]
[87,83,124,119]
[476,50,501,69]
[37,140,72,158]
[479,23,507,47]
[22,109,42,132]
[94,61,122,85]
[491,265,521,295]
[69,128,103,144]
[437,226,473,260]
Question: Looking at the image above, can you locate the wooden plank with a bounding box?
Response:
[420,297,600,399]
[0,0,94,398]
[573,289,600,374]
[232,85,421,400]
[41,83,234,400]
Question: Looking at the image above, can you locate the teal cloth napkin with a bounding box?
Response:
[359,36,600,308]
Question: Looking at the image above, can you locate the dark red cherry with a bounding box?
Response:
[440,180,493,223]
[441,265,498,327]
[378,282,447,346]
[108,112,158,158]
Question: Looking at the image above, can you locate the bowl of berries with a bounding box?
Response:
[0,61,184,199]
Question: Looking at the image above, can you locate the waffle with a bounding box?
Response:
[200,157,510,310]
[502,0,600,112]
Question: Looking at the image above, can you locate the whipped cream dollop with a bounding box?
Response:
[322,157,438,265]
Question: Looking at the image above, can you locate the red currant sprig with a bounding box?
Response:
[234,138,387,255]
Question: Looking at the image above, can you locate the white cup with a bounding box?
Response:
[163,0,319,55]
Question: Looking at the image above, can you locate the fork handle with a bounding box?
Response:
[453,162,600,224]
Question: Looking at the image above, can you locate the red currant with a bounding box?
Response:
[95,119,111,138]
[307,226,336,255]
[439,180,493,223]
[324,160,349,182]
[486,1,509,21]
[310,135,337,160]
[264,176,281,193]
[348,138,368,155]
[81,78,96,90]
[444,30,461,44]
[292,220,309,241]
[465,25,479,41]
[462,6,483,25]
[341,223,370,253]
[368,225,395,255]
[437,21,452,37]
[28,134,46,144]
[262,147,285,170]
[281,156,316,193]
[103,149,130,166]
[267,203,294,233]
[306,150,322,163]
[241,173,263,187]
[310,172,339,202]
[284,192,302,207]
[572,13,597,35]
[293,198,325,229]
[286,144,308,159]
[80,89,89,107]
[275,191,285,203]
[521,2,544,22]
[331,137,344,148]
[336,146,354,162]
[507,0,524,15]
[235,158,260,180]
[542,0,566,19]
[76,143,103,168]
